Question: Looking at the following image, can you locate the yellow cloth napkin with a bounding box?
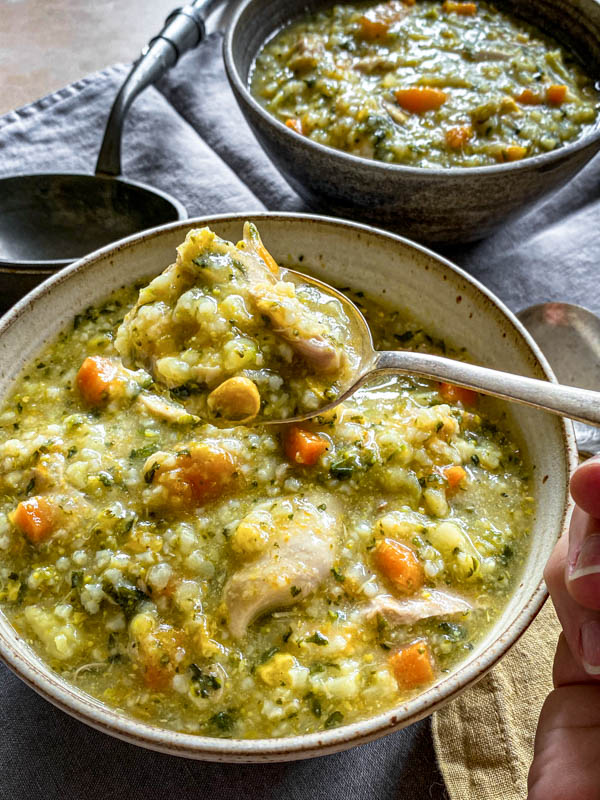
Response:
[432,599,559,799]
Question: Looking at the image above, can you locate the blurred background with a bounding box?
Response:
[1,0,190,114]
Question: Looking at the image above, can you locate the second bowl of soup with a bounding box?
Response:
[224,0,600,242]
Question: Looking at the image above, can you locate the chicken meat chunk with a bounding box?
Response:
[364,589,472,626]
[223,494,341,638]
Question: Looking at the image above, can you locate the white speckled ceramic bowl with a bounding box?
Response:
[0,213,576,761]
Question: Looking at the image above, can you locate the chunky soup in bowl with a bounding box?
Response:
[0,221,545,747]
[251,0,599,168]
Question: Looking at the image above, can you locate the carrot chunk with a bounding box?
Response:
[395,87,447,114]
[358,0,414,40]
[180,448,237,502]
[284,426,329,466]
[139,625,186,690]
[390,639,435,689]
[439,382,478,406]
[244,221,280,274]
[442,1,477,14]
[11,496,57,543]
[516,88,542,105]
[374,538,424,595]
[76,356,118,406]
[145,442,239,508]
[546,84,567,105]
[443,465,467,491]
[445,125,473,149]
[498,145,527,162]
[285,117,304,135]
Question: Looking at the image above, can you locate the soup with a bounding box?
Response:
[0,225,533,738]
[250,0,599,168]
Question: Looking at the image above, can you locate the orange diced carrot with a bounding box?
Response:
[285,118,304,135]
[256,241,280,274]
[546,84,567,105]
[439,382,478,406]
[445,125,473,149]
[390,639,435,689]
[358,0,413,40]
[174,446,237,504]
[76,356,118,406]
[395,87,447,114]
[145,443,239,508]
[11,496,57,543]
[284,426,329,466]
[139,625,186,690]
[374,538,424,595]
[442,1,477,14]
[516,88,542,105]
[443,465,467,491]
[498,145,527,162]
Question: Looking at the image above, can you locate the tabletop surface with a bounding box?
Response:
[1,0,185,115]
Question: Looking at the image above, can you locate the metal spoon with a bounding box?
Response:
[518,302,600,456]
[0,0,220,308]
[275,271,600,428]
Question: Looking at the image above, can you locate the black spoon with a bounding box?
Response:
[0,0,219,307]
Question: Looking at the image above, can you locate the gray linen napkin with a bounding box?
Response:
[0,29,598,800]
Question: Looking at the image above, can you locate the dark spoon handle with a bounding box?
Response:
[95,0,221,177]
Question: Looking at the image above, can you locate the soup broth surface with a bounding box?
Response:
[251,0,599,167]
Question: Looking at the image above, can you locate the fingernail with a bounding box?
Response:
[581,621,600,675]
[570,534,600,581]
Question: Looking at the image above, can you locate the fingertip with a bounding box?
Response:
[571,457,600,518]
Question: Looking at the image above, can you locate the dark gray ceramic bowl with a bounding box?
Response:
[223,0,600,243]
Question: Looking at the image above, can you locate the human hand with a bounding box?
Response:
[528,457,600,800]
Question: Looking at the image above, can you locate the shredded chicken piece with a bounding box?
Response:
[223,494,341,638]
[364,589,472,625]
[250,282,343,374]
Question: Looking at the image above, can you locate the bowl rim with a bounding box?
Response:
[0,211,578,761]
[223,0,600,178]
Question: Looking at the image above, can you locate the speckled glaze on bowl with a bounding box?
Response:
[0,213,577,761]
[223,0,600,244]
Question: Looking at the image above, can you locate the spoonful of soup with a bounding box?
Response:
[114,223,600,428]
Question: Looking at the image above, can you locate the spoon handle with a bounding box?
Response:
[373,350,600,427]
[95,0,222,177]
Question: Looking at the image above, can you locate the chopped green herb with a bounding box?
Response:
[144,462,160,484]
[102,581,148,620]
[331,567,345,583]
[190,664,222,697]
[258,646,280,665]
[129,444,159,460]
[324,711,344,729]
[98,471,114,487]
[71,571,83,589]
[210,711,235,733]
[307,631,328,646]
[305,692,322,717]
